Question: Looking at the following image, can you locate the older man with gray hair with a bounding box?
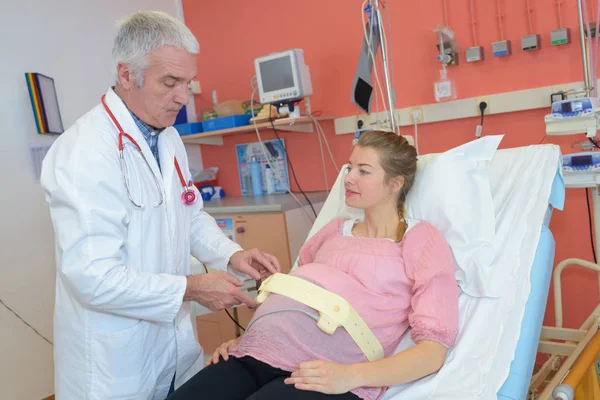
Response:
[41,10,280,400]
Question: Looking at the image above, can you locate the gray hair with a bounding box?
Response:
[112,10,199,88]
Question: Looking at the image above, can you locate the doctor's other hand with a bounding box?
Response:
[184,272,256,311]
[229,248,281,281]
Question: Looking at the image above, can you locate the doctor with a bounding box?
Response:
[41,10,280,400]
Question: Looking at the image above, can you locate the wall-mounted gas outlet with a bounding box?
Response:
[475,97,490,115]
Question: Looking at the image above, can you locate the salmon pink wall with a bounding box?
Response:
[182,0,599,330]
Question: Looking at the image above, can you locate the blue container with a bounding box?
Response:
[250,157,263,196]
[173,122,203,136]
[202,114,251,132]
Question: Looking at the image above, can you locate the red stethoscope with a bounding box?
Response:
[101,95,198,208]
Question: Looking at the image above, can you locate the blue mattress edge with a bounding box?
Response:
[497,168,564,400]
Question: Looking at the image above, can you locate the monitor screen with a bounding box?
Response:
[572,154,593,166]
[561,102,572,113]
[259,56,295,92]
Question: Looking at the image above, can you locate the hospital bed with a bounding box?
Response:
[292,137,575,399]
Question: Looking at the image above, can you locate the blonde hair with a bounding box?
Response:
[355,130,418,240]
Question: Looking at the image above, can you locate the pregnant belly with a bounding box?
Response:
[231,266,371,368]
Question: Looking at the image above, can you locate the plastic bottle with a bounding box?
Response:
[265,164,276,194]
[250,157,263,196]
[433,66,457,103]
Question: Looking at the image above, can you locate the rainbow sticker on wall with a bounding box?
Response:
[25,72,64,134]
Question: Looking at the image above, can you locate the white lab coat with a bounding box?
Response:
[41,88,243,400]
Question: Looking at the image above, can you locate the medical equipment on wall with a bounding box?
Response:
[434,25,458,66]
[434,66,457,103]
[101,95,198,208]
[351,0,398,133]
[433,25,458,103]
[522,0,541,53]
[466,0,484,62]
[546,97,600,138]
[254,49,313,119]
[545,0,599,138]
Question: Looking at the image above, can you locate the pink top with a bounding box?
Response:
[229,218,459,400]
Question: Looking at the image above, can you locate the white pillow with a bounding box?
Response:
[405,135,503,298]
[294,135,503,298]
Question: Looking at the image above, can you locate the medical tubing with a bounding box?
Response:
[557,0,564,29]
[315,117,329,192]
[496,0,505,40]
[245,309,320,333]
[469,0,478,47]
[307,113,339,173]
[249,81,315,223]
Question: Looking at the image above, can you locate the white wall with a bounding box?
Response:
[0,1,191,398]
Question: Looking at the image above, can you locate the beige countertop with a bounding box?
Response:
[202,191,328,215]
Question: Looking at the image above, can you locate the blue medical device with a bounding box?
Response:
[561,152,600,172]
[550,97,598,119]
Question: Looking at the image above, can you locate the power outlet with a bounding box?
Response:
[410,107,424,123]
[189,80,202,94]
[475,97,490,115]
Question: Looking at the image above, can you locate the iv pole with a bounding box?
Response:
[576,0,592,96]
[371,0,397,133]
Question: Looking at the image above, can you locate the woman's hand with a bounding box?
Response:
[284,360,361,394]
[206,336,242,366]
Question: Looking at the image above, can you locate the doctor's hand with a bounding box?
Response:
[284,360,360,395]
[184,272,256,311]
[229,249,281,281]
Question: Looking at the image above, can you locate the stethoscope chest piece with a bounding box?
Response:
[181,188,198,206]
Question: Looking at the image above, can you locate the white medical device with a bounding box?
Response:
[254,49,313,108]
[561,151,600,173]
[545,97,600,138]
[549,97,599,119]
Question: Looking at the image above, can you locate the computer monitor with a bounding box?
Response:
[254,49,313,105]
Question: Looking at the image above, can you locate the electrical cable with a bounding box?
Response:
[0,297,53,346]
[442,0,448,26]
[586,188,598,263]
[201,263,248,332]
[268,106,318,218]
[225,308,246,332]
[250,78,315,224]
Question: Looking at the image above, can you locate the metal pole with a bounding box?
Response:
[373,1,397,133]
[577,0,592,96]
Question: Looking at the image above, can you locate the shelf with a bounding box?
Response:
[180,116,334,145]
